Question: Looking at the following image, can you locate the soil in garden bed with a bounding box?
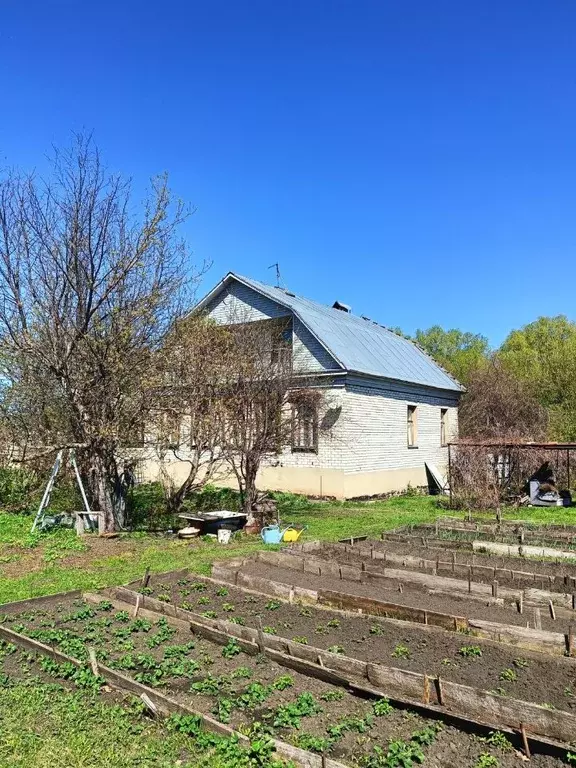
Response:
[0,598,569,768]
[317,541,576,590]
[125,572,576,713]
[390,525,576,551]
[230,559,566,634]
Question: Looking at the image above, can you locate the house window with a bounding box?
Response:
[407,405,418,448]
[440,408,448,446]
[292,401,318,452]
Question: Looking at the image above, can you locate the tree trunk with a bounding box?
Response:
[241,455,259,516]
[86,447,126,534]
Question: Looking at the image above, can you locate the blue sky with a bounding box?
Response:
[1,1,575,346]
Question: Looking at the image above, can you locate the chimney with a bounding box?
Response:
[332,300,351,313]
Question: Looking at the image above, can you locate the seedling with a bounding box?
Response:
[114,611,130,623]
[222,603,235,612]
[271,675,294,690]
[265,600,281,611]
[231,666,252,679]
[320,689,344,701]
[198,596,211,605]
[157,594,171,603]
[392,644,411,660]
[190,582,207,592]
[263,626,277,634]
[499,668,517,683]
[327,645,344,654]
[474,755,499,768]
[315,625,329,634]
[326,618,340,628]
[176,578,190,587]
[216,587,229,597]
[201,611,218,619]
[139,587,153,596]
[222,639,241,658]
[483,731,513,752]
[458,645,482,658]
[369,624,384,636]
[299,606,312,617]
[230,616,245,625]
[296,733,331,753]
[292,636,308,644]
[372,697,393,716]
[566,752,576,765]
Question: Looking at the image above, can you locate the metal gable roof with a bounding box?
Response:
[199,273,463,393]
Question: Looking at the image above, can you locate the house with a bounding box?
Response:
[191,272,463,499]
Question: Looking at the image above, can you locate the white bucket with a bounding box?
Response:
[217,529,232,544]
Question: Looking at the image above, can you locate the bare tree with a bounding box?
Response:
[145,316,233,514]
[220,317,324,518]
[0,135,202,532]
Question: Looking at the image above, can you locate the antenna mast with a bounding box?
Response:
[268,262,282,288]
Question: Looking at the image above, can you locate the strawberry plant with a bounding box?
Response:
[296,733,332,753]
[222,639,241,658]
[231,666,252,679]
[156,594,171,603]
[265,601,281,611]
[392,644,410,660]
[216,587,229,597]
[326,618,340,628]
[483,731,512,751]
[222,603,235,612]
[201,611,218,619]
[499,668,517,683]
[474,755,499,768]
[114,611,130,623]
[198,596,211,605]
[263,626,277,634]
[373,697,393,716]
[327,645,344,654]
[230,617,246,625]
[459,645,482,658]
[320,690,343,702]
[292,636,308,644]
[272,692,322,729]
[190,582,207,592]
[271,675,294,691]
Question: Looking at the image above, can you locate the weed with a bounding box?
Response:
[392,644,411,660]
[458,645,482,658]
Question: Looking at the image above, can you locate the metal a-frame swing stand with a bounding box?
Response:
[31,448,98,534]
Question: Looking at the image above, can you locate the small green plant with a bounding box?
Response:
[327,645,345,654]
[114,611,130,622]
[265,600,281,611]
[156,594,171,603]
[483,731,513,752]
[139,586,153,596]
[230,616,245,625]
[474,755,499,768]
[373,697,394,716]
[513,657,529,669]
[263,626,277,635]
[296,733,331,753]
[315,624,329,634]
[326,618,340,628]
[216,587,229,597]
[222,639,241,658]
[190,582,207,592]
[369,624,384,636]
[299,606,312,617]
[320,689,344,701]
[292,636,308,644]
[201,611,218,619]
[222,603,235,612]
[272,692,322,729]
[392,644,411,660]
[458,645,482,658]
[499,668,517,683]
[566,752,576,765]
[198,596,211,605]
[271,675,294,691]
[231,666,252,679]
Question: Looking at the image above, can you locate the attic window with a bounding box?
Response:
[332,301,351,313]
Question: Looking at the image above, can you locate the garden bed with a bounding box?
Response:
[2,592,564,768]
[118,570,576,712]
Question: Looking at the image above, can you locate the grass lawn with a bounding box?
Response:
[1,493,576,768]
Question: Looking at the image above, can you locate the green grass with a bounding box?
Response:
[0,679,240,768]
[0,495,440,604]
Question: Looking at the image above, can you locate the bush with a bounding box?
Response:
[185,485,242,513]
[0,467,41,514]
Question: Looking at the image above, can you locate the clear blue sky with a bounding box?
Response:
[1,1,575,346]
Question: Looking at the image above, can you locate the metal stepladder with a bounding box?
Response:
[31,448,95,533]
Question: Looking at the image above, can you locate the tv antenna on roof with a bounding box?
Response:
[268,262,282,288]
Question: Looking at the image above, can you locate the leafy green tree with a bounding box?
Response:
[498,316,576,440]
[414,326,490,385]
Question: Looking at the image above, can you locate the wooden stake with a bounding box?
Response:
[88,647,99,677]
[549,600,556,621]
[467,566,472,593]
[451,552,456,573]
[423,674,430,704]
[288,587,295,604]
[132,594,141,619]
[572,593,576,610]
[436,676,444,706]
[520,722,531,759]
[491,580,499,599]
[256,617,266,654]
[317,654,325,668]
[533,607,542,631]
[518,592,524,614]
[569,623,574,657]
[398,583,403,594]
[141,567,150,589]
